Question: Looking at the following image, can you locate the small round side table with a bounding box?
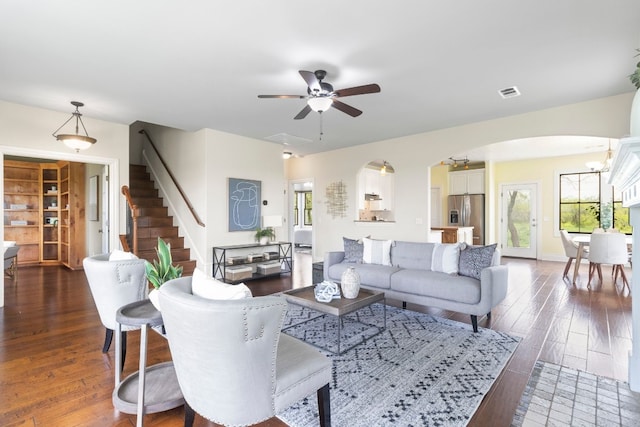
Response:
[114,299,184,427]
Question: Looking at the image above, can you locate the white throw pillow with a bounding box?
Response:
[192,268,252,300]
[431,243,460,274]
[362,237,393,266]
[109,249,139,261]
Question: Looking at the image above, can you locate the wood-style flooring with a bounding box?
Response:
[0,254,632,426]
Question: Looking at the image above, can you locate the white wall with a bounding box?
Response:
[286,92,635,261]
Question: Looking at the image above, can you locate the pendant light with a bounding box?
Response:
[586,140,613,172]
[52,101,97,152]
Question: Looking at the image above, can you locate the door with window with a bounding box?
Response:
[500,183,538,258]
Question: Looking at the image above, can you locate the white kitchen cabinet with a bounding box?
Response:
[449,169,485,195]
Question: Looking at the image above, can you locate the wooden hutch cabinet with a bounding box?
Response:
[4,159,85,269]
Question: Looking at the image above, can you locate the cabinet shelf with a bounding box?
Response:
[4,160,84,267]
[212,242,293,284]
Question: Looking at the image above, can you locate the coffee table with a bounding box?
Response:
[282,285,386,354]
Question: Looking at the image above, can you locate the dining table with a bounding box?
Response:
[571,234,633,285]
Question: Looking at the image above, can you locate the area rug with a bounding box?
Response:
[511,360,640,426]
[278,303,520,427]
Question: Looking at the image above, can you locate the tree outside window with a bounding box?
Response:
[294,191,313,226]
[304,192,312,226]
[559,172,631,233]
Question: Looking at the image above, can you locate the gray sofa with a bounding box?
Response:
[324,240,508,332]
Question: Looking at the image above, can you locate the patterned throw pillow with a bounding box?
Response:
[458,244,497,280]
[343,237,364,263]
[431,243,460,274]
[362,237,393,266]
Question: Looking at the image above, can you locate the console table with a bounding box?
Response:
[212,241,293,283]
[114,299,184,427]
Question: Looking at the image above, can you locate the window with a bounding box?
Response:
[304,192,312,226]
[559,172,631,233]
[294,191,312,226]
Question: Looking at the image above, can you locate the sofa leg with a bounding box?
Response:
[470,315,478,333]
[184,401,195,427]
[402,301,407,309]
[487,311,491,320]
[317,383,331,427]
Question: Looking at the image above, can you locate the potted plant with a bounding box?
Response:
[145,237,183,310]
[630,48,640,136]
[254,227,275,245]
[630,48,640,90]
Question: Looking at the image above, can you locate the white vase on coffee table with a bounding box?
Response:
[341,267,361,299]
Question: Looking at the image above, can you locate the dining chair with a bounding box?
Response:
[587,232,630,292]
[83,254,148,366]
[159,276,332,427]
[560,230,587,279]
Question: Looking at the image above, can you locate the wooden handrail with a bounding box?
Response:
[121,185,139,255]
[139,129,205,227]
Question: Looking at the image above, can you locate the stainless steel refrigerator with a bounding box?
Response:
[447,194,485,245]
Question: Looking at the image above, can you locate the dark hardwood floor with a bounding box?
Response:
[0,253,632,426]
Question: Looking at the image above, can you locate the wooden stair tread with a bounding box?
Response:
[127,164,197,271]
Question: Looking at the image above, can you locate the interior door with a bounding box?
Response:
[101,165,110,253]
[500,183,538,258]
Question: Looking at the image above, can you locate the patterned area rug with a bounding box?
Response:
[511,360,640,426]
[278,303,520,427]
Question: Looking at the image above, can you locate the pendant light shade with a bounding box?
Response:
[52,101,97,152]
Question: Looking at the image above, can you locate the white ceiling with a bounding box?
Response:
[0,1,638,160]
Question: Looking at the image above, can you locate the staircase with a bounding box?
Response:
[125,164,196,276]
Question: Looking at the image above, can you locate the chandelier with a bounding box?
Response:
[586,140,613,172]
[52,101,97,152]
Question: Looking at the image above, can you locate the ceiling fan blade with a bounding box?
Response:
[294,104,312,120]
[334,84,381,98]
[299,70,321,93]
[332,100,362,117]
[258,95,306,99]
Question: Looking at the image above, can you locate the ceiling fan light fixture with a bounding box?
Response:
[52,101,97,152]
[307,96,333,112]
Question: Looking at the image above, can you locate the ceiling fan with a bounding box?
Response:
[258,70,381,120]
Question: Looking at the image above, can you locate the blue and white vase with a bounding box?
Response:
[341,267,361,299]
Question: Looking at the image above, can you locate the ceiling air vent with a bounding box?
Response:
[498,86,521,99]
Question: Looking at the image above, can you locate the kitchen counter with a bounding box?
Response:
[431,227,474,244]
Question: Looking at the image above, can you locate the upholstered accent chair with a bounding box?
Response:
[159,277,332,427]
[82,254,148,365]
[587,232,630,292]
[4,244,19,280]
[560,230,587,279]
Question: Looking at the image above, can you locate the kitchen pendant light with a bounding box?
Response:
[586,140,613,172]
[52,101,97,152]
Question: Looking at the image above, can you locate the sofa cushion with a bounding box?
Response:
[458,244,497,280]
[391,241,434,270]
[327,262,399,290]
[362,237,393,266]
[342,237,364,263]
[390,270,481,304]
[431,243,460,274]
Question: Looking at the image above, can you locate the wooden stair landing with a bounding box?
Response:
[127,164,196,276]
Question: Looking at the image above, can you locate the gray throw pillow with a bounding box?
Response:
[343,237,364,263]
[458,244,497,280]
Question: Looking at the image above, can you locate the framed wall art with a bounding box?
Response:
[228,178,261,232]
